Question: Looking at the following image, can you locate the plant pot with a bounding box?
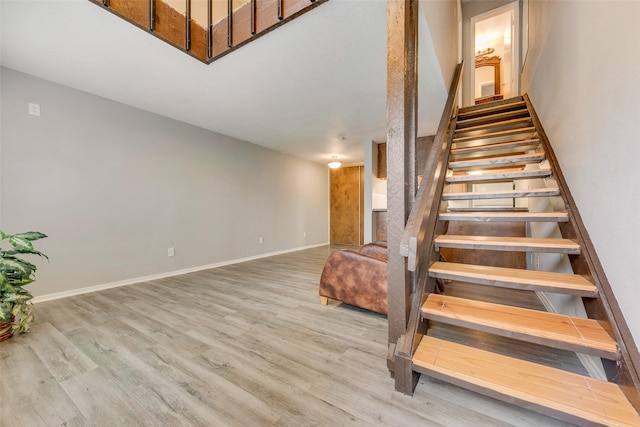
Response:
[0,315,15,342]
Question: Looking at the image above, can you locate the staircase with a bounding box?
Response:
[406,96,640,426]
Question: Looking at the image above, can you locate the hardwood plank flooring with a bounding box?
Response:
[0,245,574,426]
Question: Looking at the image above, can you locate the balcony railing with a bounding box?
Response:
[92,0,327,63]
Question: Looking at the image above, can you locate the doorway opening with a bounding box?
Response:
[470,2,520,105]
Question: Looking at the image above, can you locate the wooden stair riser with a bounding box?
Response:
[428,261,597,297]
[422,294,619,360]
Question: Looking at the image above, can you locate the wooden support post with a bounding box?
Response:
[393,334,421,393]
[386,0,418,375]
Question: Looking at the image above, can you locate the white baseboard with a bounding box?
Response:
[32,242,329,304]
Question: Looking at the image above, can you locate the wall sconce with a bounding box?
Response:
[328,156,342,169]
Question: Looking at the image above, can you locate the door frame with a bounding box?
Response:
[468,1,520,103]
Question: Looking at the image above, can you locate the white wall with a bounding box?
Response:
[521,0,640,345]
[416,0,458,138]
[0,67,329,298]
[422,0,460,88]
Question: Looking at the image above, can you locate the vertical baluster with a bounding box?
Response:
[251,0,256,35]
[227,0,233,47]
[277,0,283,20]
[186,0,191,51]
[149,0,155,31]
[207,0,212,59]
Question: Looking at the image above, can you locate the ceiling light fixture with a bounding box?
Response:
[328,156,342,169]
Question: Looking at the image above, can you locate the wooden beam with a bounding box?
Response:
[386,0,418,381]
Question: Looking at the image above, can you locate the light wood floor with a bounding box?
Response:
[0,245,576,426]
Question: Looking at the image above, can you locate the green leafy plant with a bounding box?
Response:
[0,230,48,334]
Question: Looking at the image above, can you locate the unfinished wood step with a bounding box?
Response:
[433,235,581,254]
[451,138,540,157]
[457,100,526,120]
[453,127,536,145]
[443,187,560,201]
[413,336,640,426]
[446,207,529,213]
[446,168,552,183]
[454,117,533,135]
[448,152,546,170]
[456,109,531,129]
[429,261,596,296]
[439,211,569,222]
[422,294,617,359]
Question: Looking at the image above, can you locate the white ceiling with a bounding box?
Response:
[0,0,446,165]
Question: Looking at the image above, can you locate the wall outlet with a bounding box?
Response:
[168,247,175,257]
[28,102,40,116]
[258,237,264,244]
[303,231,307,238]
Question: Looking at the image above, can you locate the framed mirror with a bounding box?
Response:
[475,51,503,105]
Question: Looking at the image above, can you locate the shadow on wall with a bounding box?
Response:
[518,161,606,380]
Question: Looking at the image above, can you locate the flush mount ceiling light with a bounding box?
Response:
[328,156,342,169]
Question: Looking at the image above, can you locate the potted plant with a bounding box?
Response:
[0,229,48,341]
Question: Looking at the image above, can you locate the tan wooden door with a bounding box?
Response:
[330,165,364,245]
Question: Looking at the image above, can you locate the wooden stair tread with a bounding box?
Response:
[439,211,569,222]
[413,336,640,426]
[451,138,540,156]
[457,100,526,119]
[422,294,618,359]
[446,207,529,212]
[456,109,530,128]
[452,127,536,144]
[454,117,533,134]
[434,235,581,254]
[446,168,552,183]
[448,152,546,169]
[443,187,560,200]
[429,261,596,296]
